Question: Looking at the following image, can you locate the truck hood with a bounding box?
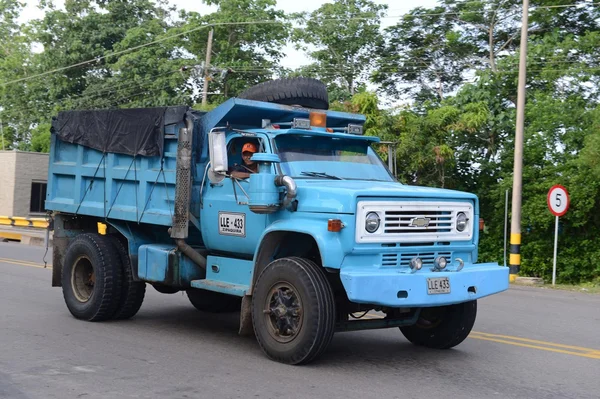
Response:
[293,180,477,214]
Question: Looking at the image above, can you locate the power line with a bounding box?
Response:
[216,59,599,71]
[2,1,598,88]
[12,68,185,115]
[6,65,600,117]
[62,68,185,105]
[211,65,600,74]
[1,70,216,117]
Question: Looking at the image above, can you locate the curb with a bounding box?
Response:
[0,215,50,246]
[514,276,544,286]
[0,215,49,229]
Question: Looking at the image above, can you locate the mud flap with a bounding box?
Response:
[238,295,254,336]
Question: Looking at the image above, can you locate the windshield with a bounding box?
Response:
[274,134,395,182]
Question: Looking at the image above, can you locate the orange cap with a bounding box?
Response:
[242,143,257,153]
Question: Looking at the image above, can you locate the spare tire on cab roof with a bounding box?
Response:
[237,77,329,110]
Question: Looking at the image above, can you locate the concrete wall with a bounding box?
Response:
[14,152,50,216]
[0,151,17,216]
[0,151,49,217]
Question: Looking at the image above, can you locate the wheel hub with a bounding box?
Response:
[71,256,95,303]
[264,283,303,343]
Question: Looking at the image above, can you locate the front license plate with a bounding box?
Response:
[427,277,451,294]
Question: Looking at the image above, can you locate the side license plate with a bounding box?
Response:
[427,277,450,294]
[218,212,246,237]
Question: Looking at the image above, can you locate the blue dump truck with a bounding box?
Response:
[46,78,509,365]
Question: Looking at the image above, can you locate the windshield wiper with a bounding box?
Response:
[300,171,344,180]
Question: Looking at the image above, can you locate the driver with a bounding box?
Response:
[230,142,258,179]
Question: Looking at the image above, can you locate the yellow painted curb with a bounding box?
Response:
[0,216,49,229]
[12,217,30,227]
[31,219,49,228]
[0,232,22,241]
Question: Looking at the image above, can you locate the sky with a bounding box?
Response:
[21,0,439,70]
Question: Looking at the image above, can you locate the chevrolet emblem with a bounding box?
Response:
[409,217,431,228]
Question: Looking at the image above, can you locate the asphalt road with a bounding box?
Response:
[1,241,599,399]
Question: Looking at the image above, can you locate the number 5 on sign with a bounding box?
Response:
[547,185,569,285]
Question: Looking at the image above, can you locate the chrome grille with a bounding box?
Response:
[356,201,474,244]
[384,210,452,234]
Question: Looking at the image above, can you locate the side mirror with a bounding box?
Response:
[208,130,228,183]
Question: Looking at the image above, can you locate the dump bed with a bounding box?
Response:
[45,106,205,226]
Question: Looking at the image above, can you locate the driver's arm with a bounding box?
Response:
[229,164,252,179]
[231,170,251,179]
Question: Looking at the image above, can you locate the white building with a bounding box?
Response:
[0,151,49,217]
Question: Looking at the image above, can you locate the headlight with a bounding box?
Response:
[456,212,468,232]
[410,257,423,271]
[434,256,447,270]
[365,212,380,233]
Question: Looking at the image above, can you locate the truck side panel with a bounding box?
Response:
[46,127,181,226]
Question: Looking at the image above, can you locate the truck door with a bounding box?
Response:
[200,133,271,257]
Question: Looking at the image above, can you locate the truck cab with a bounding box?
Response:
[46,78,509,365]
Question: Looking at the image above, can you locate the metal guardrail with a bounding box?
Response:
[0,215,49,229]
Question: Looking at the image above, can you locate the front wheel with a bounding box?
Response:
[251,257,336,365]
[399,300,477,349]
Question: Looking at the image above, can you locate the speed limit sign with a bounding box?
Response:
[547,185,569,286]
[547,185,569,217]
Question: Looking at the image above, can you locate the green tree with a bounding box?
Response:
[28,0,180,111]
[2,0,201,150]
[181,0,291,102]
[0,0,32,150]
[371,0,600,283]
[293,0,387,99]
[374,0,600,102]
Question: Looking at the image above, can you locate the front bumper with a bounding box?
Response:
[340,263,509,307]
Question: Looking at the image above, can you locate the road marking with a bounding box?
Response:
[360,313,600,359]
[469,333,600,360]
[0,257,52,269]
[469,331,599,353]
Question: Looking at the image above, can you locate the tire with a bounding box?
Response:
[61,233,123,321]
[152,283,180,294]
[237,78,329,110]
[186,289,242,313]
[107,235,146,320]
[251,257,336,365]
[399,300,477,349]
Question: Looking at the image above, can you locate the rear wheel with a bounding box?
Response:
[61,233,123,321]
[251,257,336,365]
[237,78,329,110]
[399,300,477,349]
[186,289,241,313]
[108,235,146,320]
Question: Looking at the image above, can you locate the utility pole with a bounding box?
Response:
[509,0,529,283]
[201,29,214,107]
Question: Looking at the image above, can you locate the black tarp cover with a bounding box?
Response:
[51,107,188,157]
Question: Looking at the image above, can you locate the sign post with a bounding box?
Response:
[547,185,569,285]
